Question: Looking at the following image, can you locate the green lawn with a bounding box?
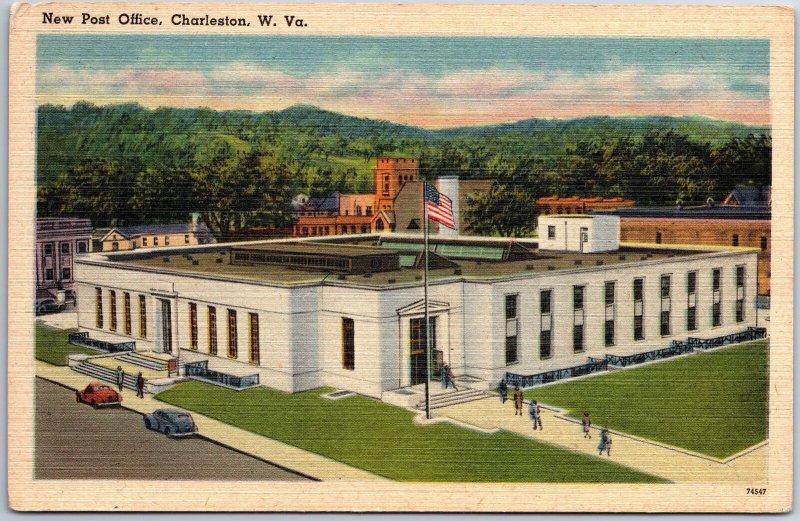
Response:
[529,341,768,459]
[157,381,666,483]
[35,322,97,365]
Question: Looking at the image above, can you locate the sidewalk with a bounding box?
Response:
[436,397,766,484]
[35,361,385,482]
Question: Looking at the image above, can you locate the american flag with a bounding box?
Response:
[424,183,456,229]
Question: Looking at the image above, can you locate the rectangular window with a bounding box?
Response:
[539,330,552,359]
[712,268,722,326]
[44,243,53,256]
[732,234,739,247]
[605,282,615,305]
[154,237,159,246]
[123,293,131,335]
[660,310,671,336]
[505,294,519,365]
[634,316,644,341]
[249,313,260,365]
[61,243,70,254]
[660,275,671,336]
[633,278,644,302]
[604,281,615,346]
[138,295,147,338]
[142,237,148,247]
[61,267,71,280]
[660,275,671,298]
[760,236,768,251]
[95,287,103,328]
[687,271,697,332]
[165,236,170,246]
[736,265,745,322]
[604,320,615,346]
[573,325,584,353]
[189,303,198,350]
[573,285,585,352]
[208,306,218,355]
[540,289,553,359]
[184,234,190,244]
[109,290,117,331]
[342,317,354,370]
[227,309,238,358]
[573,286,584,310]
[547,226,556,240]
[77,241,87,254]
[44,269,53,281]
[505,294,517,319]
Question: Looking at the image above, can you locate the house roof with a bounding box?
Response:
[723,186,771,207]
[102,223,210,240]
[305,192,341,212]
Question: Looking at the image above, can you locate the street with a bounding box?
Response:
[34,377,310,481]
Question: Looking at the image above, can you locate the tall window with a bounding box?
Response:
[61,243,70,254]
[732,234,739,247]
[573,285,585,352]
[123,293,132,335]
[736,265,746,322]
[540,290,553,359]
[249,313,260,365]
[712,268,722,326]
[660,275,671,336]
[138,295,147,338]
[189,303,198,350]
[77,241,87,254]
[342,317,354,370]
[505,294,519,365]
[633,278,644,340]
[109,290,117,331]
[208,306,218,356]
[227,309,238,358]
[760,236,768,251]
[95,287,103,328]
[655,232,662,244]
[687,271,698,331]
[604,282,615,346]
[44,243,53,256]
[547,226,556,240]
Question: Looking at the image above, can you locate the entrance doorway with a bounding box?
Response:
[580,227,589,253]
[157,299,173,354]
[410,317,437,385]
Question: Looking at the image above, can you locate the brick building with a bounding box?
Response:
[537,195,635,215]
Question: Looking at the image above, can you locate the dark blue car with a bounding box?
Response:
[143,408,198,437]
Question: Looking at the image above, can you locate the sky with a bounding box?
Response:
[37,35,770,128]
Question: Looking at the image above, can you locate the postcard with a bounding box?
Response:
[7,2,793,512]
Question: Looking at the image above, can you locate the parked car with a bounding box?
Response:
[76,382,122,408]
[143,409,198,438]
[35,299,65,316]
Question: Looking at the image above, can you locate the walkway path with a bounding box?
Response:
[436,396,766,483]
[35,361,385,482]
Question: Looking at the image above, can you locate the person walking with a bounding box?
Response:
[582,412,592,439]
[115,365,124,393]
[513,387,524,416]
[445,364,458,391]
[598,427,612,456]
[497,379,508,404]
[135,372,145,399]
[529,399,543,430]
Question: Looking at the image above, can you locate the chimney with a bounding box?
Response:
[435,176,460,236]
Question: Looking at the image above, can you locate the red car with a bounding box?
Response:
[75,382,122,408]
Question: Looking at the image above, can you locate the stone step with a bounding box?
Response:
[116,352,169,371]
[74,361,139,391]
[416,389,489,410]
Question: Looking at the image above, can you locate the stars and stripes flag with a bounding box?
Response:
[423,183,456,229]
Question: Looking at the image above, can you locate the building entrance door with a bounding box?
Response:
[580,227,589,253]
[410,317,436,385]
[156,299,173,354]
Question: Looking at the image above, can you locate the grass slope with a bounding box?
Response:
[35,322,97,366]
[157,382,665,483]
[529,342,768,459]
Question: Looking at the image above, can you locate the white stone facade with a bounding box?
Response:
[74,245,758,399]
[538,215,620,253]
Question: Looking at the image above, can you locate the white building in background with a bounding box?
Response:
[73,218,758,399]
[538,214,620,253]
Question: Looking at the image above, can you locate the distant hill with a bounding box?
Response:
[36,102,769,185]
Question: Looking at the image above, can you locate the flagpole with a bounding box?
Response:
[423,183,431,420]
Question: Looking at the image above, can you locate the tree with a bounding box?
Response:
[464,184,538,237]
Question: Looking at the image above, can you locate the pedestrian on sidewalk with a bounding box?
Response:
[529,400,543,430]
[446,364,458,391]
[513,387,524,416]
[582,412,592,439]
[135,372,145,399]
[598,427,612,456]
[115,365,124,393]
[497,379,508,404]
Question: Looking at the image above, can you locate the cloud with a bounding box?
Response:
[37,63,770,127]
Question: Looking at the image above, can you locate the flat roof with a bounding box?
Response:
[89,237,737,288]
[608,206,771,220]
[232,242,396,258]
